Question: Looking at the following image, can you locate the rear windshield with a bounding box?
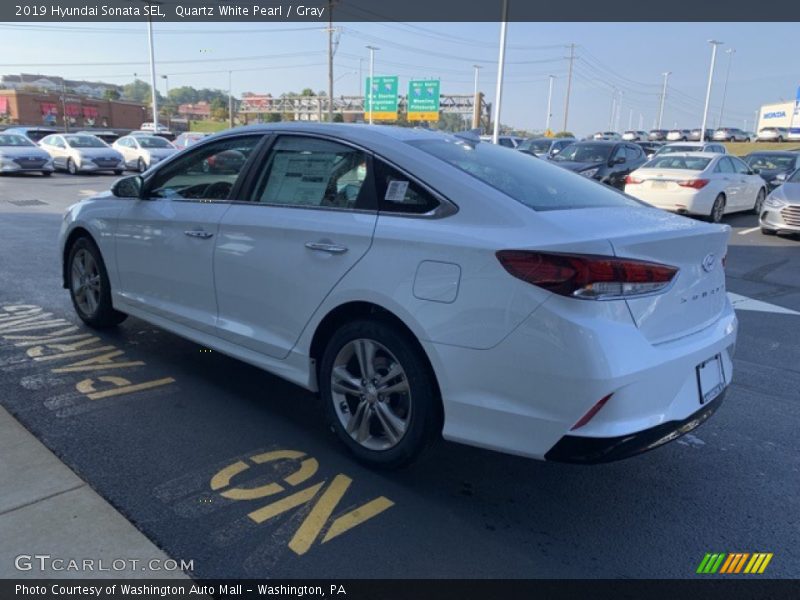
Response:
[138,137,173,148]
[409,138,641,212]
[517,139,551,154]
[657,145,698,155]
[644,156,712,170]
[64,135,106,148]
[0,134,35,147]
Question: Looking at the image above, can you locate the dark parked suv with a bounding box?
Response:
[547,141,648,190]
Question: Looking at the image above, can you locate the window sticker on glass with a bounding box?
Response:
[262,153,338,206]
[385,180,409,202]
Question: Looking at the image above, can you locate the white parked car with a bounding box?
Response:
[113,134,177,172]
[666,129,692,142]
[625,152,767,222]
[592,131,621,141]
[39,133,125,175]
[622,130,649,141]
[653,142,727,157]
[59,124,736,467]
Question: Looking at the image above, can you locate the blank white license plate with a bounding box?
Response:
[696,354,725,404]
[651,181,668,189]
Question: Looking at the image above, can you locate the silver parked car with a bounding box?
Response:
[760,168,800,235]
[712,128,751,142]
[39,134,125,175]
[666,129,692,141]
[653,142,727,157]
[688,129,714,142]
[113,135,177,172]
[0,132,54,175]
[757,127,789,142]
[622,130,649,141]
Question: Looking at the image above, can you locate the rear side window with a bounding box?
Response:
[373,159,439,215]
[410,137,641,212]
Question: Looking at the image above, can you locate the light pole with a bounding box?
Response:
[228,70,234,129]
[608,87,616,130]
[717,47,735,128]
[491,0,508,144]
[657,71,671,130]
[366,45,378,125]
[700,40,724,142]
[545,75,554,132]
[472,64,482,130]
[144,2,159,128]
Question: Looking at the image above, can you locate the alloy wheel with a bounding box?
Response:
[330,338,412,451]
[711,196,725,223]
[754,189,765,214]
[67,159,77,175]
[70,248,102,317]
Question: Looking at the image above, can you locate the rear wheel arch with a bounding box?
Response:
[309,301,444,429]
[62,227,95,288]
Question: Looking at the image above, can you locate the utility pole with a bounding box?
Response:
[228,70,234,129]
[700,40,724,142]
[608,87,616,130]
[615,91,623,132]
[161,74,170,129]
[563,43,575,133]
[327,0,334,122]
[657,71,671,129]
[60,80,68,133]
[628,107,633,131]
[717,47,735,128]
[145,8,158,128]
[366,45,378,125]
[491,0,508,144]
[639,113,644,130]
[473,64,482,130]
[545,75,554,132]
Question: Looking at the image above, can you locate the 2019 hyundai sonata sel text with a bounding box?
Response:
[58,124,737,468]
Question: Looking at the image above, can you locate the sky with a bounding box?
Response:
[0,21,797,136]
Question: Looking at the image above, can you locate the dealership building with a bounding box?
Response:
[757,88,800,132]
[0,89,147,130]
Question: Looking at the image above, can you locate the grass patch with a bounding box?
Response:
[188,120,231,133]
[723,142,800,156]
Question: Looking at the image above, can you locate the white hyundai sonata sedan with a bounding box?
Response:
[59,124,737,468]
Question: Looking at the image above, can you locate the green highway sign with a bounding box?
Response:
[365,76,399,121]
[407,80,441,121]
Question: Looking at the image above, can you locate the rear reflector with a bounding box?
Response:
[677,178,710,189]
[496,250,678,299]
[571,393,614,431]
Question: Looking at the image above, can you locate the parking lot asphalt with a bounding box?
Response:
[1,172,798,579]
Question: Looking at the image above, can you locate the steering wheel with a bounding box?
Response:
[205,181,232,200]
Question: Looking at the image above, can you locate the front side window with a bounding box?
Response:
[551,143,613,163]
[147,135,261,201]
[251,136,369,210]
[730,157,751,174]
[411,137,641,212]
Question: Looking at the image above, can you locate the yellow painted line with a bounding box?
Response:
[289,474,351,556]
[0,320,70,334]
[210,461,249,491]
[83,376,175,400]
[248,482,324,524]
[4,325,80,340]
[76,375,130,395]
[744,554,759,573]
[719,553,736,574]
[30,345,116,361]
[52,350,145,373]
[0,314,55,331]
[13,333,92,347]
[29,336,105,355]
[284,458,319,487]
[758,553,773,573]
[322,496,394,544]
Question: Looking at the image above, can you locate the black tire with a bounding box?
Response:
[114,170,123,176]
[67,158,78,175]
[319,319,440,469]
[66,237,127,328]
[709,194,726,223]
[751,188,766,214]
[137,158,146,172]
[778,136,784,143]
[41,171,52,177]
[761,227,777,236]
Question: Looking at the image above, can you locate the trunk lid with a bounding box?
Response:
[534,206,730,344]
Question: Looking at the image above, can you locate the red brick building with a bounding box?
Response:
[177,101,212,120]
[0,90,146,130]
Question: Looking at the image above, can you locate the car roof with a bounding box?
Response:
[575,139,618,146]
[650,151,720,158]
[746,151,797,157]
[217,123,455,145]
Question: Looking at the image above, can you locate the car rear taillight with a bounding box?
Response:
[496,251,678,299]
[625,175,643,185]
[677,179,710,189]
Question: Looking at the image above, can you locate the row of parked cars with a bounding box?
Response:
[0,126,215,176]
[511,135,800,234]
[595,127,799,143]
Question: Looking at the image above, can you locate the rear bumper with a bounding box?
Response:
[545,389,725,463]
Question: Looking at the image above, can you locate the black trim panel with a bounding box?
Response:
[545,390,726,464]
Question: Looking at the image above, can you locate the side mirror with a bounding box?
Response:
[774,172,787,184]
[751,167,760,174]
[612,156,626,165]
[111,175,144,199]
[551,148,561,155]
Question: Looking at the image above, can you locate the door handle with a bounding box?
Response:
[305,241,348,254]
[184,230,214,239]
